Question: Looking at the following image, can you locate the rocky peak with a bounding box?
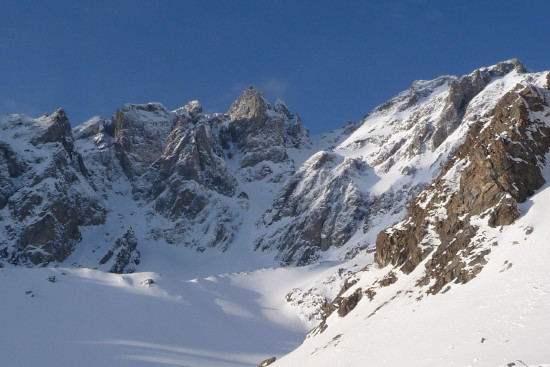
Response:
[226,86,311,168]
[111,102,174,179]
[31,107,73,147]
[447,59,526,112]
[51,107,69,124]
[0,110,106,266]
[424,59,527,149]
[488,58,527,74]
[256,60,543,267]
[184,100,203,115]
[274,99,291,118]
[227,86,270,122]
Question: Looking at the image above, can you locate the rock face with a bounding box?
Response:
[111,103,173,179]
[228,86,309,169]
[141,107,239,250]
[0,109,105,265]
[376,80,550,294]
[256,152,369,265]
[99,228,140,274]
[431,59,526,149]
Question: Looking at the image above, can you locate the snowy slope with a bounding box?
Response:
[273,158,550,366]
[0,263,339,367]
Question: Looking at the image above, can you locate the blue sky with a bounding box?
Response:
[1,1,549,134]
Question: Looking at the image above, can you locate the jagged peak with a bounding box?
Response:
[227,85,271,121]
[51,107,68,120]
[362,59,532,122]
[73,116,107,140]
[37,107,68,122]
[36,107,70,130]
[481,58,528,74]
[120,102,168,114]
[408,75,456,94]
[30,107,73,147]
[274,99,291,118]
[183,100,203,114]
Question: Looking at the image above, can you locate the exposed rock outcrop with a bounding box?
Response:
[376,82,550,294]
[256,152,368,265]
[99,228,140,274]
[430,59,526,149]
[141,107,239,250]
[111,103,173,179]
[0,110,105,266]
[258,357,276,367]
[228,86,310,168]
[1,60,547,272]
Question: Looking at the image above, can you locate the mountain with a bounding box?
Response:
[256,59,529,265]
[1,86,311,271]
[271,61,550,366]
[0,59,549,366]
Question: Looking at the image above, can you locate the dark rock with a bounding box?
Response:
[100,229,140,274]
[18,214,80,264]
[309,280,364,335]
[141,278,154,286]
[337,288,363,317]
[99,250,114,265]
[545,71,550,89]
[112,103,173,179]
[365,288,377,300]
[258,357,276,367]
[379,272,398,287]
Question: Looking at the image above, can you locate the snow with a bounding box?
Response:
[0,263,339,367]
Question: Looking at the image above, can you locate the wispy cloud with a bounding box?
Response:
[259,77,290,101]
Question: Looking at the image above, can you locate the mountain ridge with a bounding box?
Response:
[0,58,544,272]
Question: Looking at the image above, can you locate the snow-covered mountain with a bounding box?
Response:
[1,85,312,271]
[1,59,549,366]
[272,65,550,366]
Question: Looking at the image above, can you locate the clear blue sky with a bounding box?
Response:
[1,0,549,134]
